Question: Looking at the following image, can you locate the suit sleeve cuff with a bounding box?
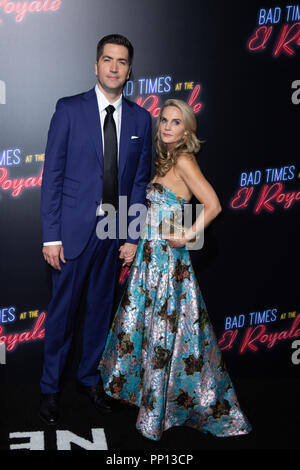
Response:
[125,237,140,245]
[43,241,62,246]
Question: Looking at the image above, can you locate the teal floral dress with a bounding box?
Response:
[100,182,252,441]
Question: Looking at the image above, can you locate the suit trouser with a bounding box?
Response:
[40,218,120,394]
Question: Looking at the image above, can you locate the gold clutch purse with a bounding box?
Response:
[159,212,185,239]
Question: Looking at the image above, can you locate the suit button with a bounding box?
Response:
[95,201,99,205]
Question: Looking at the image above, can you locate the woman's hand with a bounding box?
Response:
[165,234,188,249]
[119,242,137,266]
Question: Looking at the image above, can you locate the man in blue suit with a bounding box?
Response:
[40,34,152,425]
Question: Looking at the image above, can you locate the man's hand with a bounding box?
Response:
[119,243,137,266]
[42,245,66,270]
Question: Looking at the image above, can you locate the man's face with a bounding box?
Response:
[94,43,131,94]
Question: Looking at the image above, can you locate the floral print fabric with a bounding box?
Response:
[100,182,252,441]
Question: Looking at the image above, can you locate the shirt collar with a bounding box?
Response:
[95,84,122,114]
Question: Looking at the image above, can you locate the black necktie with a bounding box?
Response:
[102,104,118,211]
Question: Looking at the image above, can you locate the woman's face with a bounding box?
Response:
[159,106,186,149]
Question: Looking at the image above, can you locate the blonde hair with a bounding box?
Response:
[154,99,204,177]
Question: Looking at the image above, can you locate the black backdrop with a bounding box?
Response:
[0,0,299,386]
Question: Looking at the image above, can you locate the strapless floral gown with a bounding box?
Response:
[100,182,252,441]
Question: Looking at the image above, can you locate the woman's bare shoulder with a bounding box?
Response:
[175,153,198,172]
[177,153,197,161]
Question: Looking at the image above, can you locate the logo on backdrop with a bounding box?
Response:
[0,307,45,352]
[9,429,107,450]
[123,75,203,117]
[0,149,43,197]
[247,5,300,57]
[218,307,300,356]
[0,0,62,24]
[229,164,300,213]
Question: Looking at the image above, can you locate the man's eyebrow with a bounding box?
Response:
[102,55,128,61]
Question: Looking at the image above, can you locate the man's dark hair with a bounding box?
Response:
[96,34,134,65]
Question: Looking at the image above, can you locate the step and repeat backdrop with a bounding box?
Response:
[0,0,299,384]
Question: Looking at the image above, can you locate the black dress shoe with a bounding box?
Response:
[39,392,59,425]
[77,383,113,413]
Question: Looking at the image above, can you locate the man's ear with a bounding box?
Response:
[94,61,98,76]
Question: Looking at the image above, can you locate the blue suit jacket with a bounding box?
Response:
[41,87,152,259]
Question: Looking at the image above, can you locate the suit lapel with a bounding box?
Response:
[81,88,103,171]
[119,98,134,181]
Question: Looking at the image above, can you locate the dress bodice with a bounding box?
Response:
[142,182,186,240]
[146,182,186,209]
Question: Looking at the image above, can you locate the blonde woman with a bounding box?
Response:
[100,99,252,441]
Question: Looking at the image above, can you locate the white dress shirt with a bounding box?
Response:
[95,83,122,159]
[43,84,123,246]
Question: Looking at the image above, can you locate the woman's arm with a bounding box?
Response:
[174,154,222,243]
